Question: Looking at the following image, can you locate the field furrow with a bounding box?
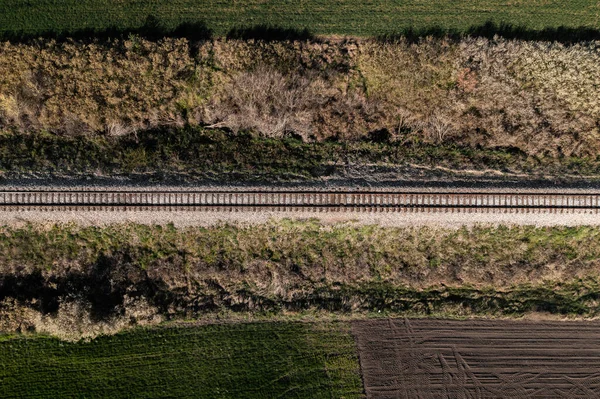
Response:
[353,318,600,398]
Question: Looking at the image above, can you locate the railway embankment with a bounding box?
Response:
[2,186,600,227]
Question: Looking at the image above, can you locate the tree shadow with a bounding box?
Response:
[377,20,600,45]
[0,15,212,43]
[226,24,315,41]
[3,17,598,45]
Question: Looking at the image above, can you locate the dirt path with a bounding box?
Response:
[2,208,600,227]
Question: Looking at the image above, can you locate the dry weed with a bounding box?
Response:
[2,222,600,337]
[204,66,317,139]
[454,38,600,156]
[0,37,599,155]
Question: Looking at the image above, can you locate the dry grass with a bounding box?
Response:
[357,38,458,140]
[1,37,599,156]
[0,38,196,134]
[0,298,162,341]
[2,221,600,336]
[453,38,600,156]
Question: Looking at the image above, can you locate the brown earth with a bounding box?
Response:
[352,318,600,398]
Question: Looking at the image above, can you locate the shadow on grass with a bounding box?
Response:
[0,15,213,43]
[226,24,315,41]
[0,17,315,43]
[3,17,598,44]
[377,20,600,44]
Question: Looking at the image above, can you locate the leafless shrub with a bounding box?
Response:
[423,112,454,144]
[106,121,133,138]
[205,66,319,140]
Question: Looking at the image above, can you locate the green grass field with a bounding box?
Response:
[0,0,598,38]
[0,322,362,398]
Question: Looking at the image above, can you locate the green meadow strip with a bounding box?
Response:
[0,0,598,38]
[0,322,362,399]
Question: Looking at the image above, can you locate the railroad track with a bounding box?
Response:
[1,189,599,213]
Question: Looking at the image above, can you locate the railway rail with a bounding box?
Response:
[1,189,599,213]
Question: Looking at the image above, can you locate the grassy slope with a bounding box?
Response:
[0,0,597,37]
[3,222,600,323]
[2,128,598,181]
[0,322,362,398]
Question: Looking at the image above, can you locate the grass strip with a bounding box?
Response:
[0,0,598,39]
[1,127,598,181]
[0,322,362,398]
[1,221,600,339]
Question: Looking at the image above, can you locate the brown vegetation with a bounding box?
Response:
[1,37,599,156]
[1,221,600,338]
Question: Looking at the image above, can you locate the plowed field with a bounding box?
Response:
[353,318,600,398]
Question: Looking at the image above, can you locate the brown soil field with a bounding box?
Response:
[353,318,600,398]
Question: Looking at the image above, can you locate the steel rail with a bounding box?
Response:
[0,190,599,213]
[2,189,599,198]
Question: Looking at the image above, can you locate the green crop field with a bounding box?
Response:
[0,0,598,38]
[0,322,362,398]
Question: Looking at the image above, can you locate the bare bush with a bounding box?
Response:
[424,112,454,144]
[106,121,134,138]
[204,66,320,140]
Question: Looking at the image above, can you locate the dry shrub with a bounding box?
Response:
[422,111,455,144]
[201,38,387,141]
[453,38,600,156]
[313,89,390,141]
[200,39,380,141]
[204,66,318,139]
[204,65,389,141]
[1,37,600,155]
